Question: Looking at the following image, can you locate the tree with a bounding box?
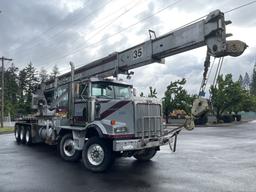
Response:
[18,68,27,104]
[210,74,240,121]
[24,62,39,101]
[238,74,243,87]
[39,68,49,83]
[3,64,19,117]
[162,78,195,123]
[243,72,250,90]
[17,62,39,115]
[51,65,60,79]
[210,74,255,122]
[148,86,157,98]
[251,63,256,95]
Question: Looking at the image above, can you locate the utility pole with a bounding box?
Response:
[0,57,12,128]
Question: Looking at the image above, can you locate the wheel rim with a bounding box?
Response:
[15,128,19,139]
[20,127,24,140]
[25,130,30,143]
[63,139,76,157]
[87,144,104,166]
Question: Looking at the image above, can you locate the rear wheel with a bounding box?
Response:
[14,125,21,142]
[25,127,32,145]
[133,148,157,161]
[20,126,26,144]
[59,134,81,162]
[82,137,114,172]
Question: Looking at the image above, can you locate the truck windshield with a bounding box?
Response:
[91,82,131,99]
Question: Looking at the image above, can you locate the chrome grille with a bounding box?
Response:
[136,103,162,138]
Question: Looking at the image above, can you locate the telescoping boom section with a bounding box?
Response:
[45,9,246,90]
[15,10,247,173]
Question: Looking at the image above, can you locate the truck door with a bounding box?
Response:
[73,82,89,125]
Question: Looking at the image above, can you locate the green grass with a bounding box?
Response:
[0,127,14,134]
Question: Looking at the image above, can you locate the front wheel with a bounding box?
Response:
[59,134,81,162]
[82,137,114,172]
[133,148,157,161]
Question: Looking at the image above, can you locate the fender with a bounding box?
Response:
[72,121,108,150]
[85,121,107,138]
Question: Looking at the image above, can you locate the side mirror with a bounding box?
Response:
[132,88,137,97]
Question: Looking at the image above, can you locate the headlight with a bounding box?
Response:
[114,127,128,133]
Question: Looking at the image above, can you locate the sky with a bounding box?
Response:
[0,0,256,97]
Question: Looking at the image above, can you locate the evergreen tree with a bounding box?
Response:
[251,63,256,95]
[243,72,250,90]
[25,62,39,99]
[4,63,19,117]
[238,74,243,87]
[18,68,27,103]
[39,68,49,83]
[17,62,39,115]
[51,65,60,79]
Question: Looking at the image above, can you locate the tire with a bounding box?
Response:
[236,115,241,121]
[25,127,32,145]
[133,148,157,161]
[14,125,21,142]
[59,134,81,162]
[222,115,234,123]
[20,126,26,144]
[82,137,114,172]
[194,114,208,125]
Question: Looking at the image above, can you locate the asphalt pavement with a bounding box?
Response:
[0,121,256,192]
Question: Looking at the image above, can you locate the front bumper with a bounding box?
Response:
[113,127,181,151]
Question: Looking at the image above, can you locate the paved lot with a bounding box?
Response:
[0,121,256,192]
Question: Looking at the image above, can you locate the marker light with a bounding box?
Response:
[111,120,116,125]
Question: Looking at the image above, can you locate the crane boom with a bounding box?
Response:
[45,10,246,90]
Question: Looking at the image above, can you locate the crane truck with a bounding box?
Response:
[14,10,247,172]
